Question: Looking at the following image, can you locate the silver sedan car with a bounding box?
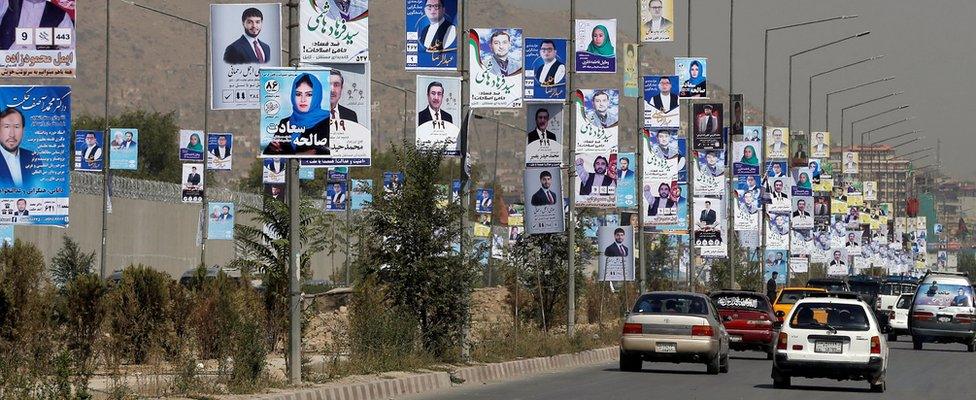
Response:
[620,291,731,374]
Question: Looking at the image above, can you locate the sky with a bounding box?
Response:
[523,0,973,179]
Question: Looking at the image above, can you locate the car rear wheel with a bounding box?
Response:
[912,336,923,350]
[719,353,729,373]
[706,354,720,375]
[619,350,642,372]
[870,380,886,393]
[967,338,976,353]
[887,333,897,342]
[772,368,791,389]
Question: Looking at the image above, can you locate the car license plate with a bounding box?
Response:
[938,316,952,323]
[730,335,743,342]
[655,342,677,353]
[814,341,843,354]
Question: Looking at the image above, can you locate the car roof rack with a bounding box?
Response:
[922,270,969,278]
[805,291,863,301]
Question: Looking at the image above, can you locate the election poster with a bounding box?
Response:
[790,256,810,273]
[207,202,235,241]
[108,128,138,170]
[616,153,637,209]
[640,0,674,42]
[765,127,789,160]
[791,228,813,255]
[351,179,372,210]
[766,211,790,250]
[827,248,849,276]
[0,0,76,77]
[262,158,286,184]
[598,226,635,281]
[734,177,761,231]
[523,38,568,102]
[475,188,493,214]
[623,43,639,97]
[845,230,862,256]
[0,86,71,226]
[831,215,848,248]
[298,64,372,167]
[790,130,808,167]
[693,150,725,196]
[405,0,458,70]
[525,103,563,167]
[643,128,686,182]
[210,3,282,110]
[643,76,680,128]
[207,133,233,171]
[693,197,726,257]
[764,250,788,284]
[692,103,723,150]
[179,130,205,161]
[325,181,347,211]
[259,68,331,159]
[644,180,686,227]
[524,167,564,234]
[298,165,315,180]
[73,130,103,172]
[264,183,285,201]
[574,89,619,153]
[732,140,761,175]
[792,167,813,197]
[0,225,12,246]
[842,151,859,174]
[415,75,462,154]
[811,228,831,263]
[181,163,204,204]
[383,171,404,193]
[574,152,616,208]
[864,181,878,202]
[730,94,744,137]
[810,131,830,159]
[468,28,523,108]
[300,0,368,63]
[574,19,617,73]
[675,57,707,98]
[743,125,762,142]
[766,176,792,213]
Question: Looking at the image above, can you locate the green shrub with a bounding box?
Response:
[107,265,172,364]
[62,273,108,397]
[346,276,429,374]
[50,235,96,291]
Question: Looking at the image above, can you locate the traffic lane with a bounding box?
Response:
[403,341,973,400]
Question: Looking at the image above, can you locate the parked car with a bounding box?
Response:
[772,292,889,392]
[773,287,827,323]
[806,277,851,293]
[710,290,779,360]
[888,293,913,341]
[909,271,976,351]
[620,291,731,374]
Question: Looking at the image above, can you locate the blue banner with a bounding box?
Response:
[207,202,235,241]
[109,128,138,170]
[405,0,459,70]
[74,130,103,172]
[259,68,331,159]
[351,179,372,210]
[523,38,567,101]
[206,133,233,170]
[476,188,493,214]
[616,152,636,209]
[325,181,347,211]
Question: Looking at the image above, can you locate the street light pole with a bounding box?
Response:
[838,91,902,148]
[787,32,870,131]
[807,55,884,134]
[100,0,112,279]
[850,105,909,145]
[825,76,894,136]
[872,129,922,146]
[858,117,914,148]
[371,79,412,144]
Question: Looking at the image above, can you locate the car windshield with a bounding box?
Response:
[712,294,768,310]
[790,302,870,331]
[896,295,913,309]
[777,290,819,305]
[633,294,709,315]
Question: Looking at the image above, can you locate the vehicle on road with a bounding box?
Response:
[806,277,851,293]
[620,291,731,374]
[888,293,913,341]
[710,290,779,359]
[771,292,889,393]
[878,276,918,312]
[909,272,976,351]
[773,287,827,323]
[848,275,882,309]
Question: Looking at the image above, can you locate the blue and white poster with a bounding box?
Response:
[109,128,138,170]
[574,19,617,73]
[616,153,637,209]
[675,57,708,99]
[351,179,372,210]
[296,63,372,167]
[573,89,619,153]
[325,181,347,211]
[405,0,458,70]
[207,133,233,171]
[0,86,71,226]
[73,130,103,172]
[524,167,564,235]
[299,165,316,180]
[451,179,461,203]
[207,202,235,241]
[523,38,567,102]
[300,0,369,63]
[732,140,761,176]
[764,250,789,284]
[643,76,680,128]
[179,130,205,161]
[476,188,493,214]
[259,68,331,158]
[262,158,287,184]
[383,171,404,193]
[468,28,523,108]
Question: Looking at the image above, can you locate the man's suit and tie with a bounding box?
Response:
[418,107,453,125]
[651,93,679,113]
[699,209,717,227]
[0,149,40,188]
[211,147,232,159]
[531,188,557,206]
[604,242,629,257]
[697,114,718,133]
[223,35,271,64]
[187,172,201,186]
[527,129,557,144]
[331,104,359,123]
[618,169,634,180]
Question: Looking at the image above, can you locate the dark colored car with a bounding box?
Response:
[848,275,882,309]
[806,277,851,293]
[710,291,779,360]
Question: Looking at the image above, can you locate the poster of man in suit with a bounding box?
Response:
[694,196,726,257]
[0,0,77,77]
[524,38,567,101]
[574,152,617,208]
[640,0,674,42]
[469,28,523,108]
[406,0,458,70]
[643,76,680,128]
[574,89,619,154]
[416,75,461,156]
[73,130,103,172]
[206,133,233,170]
[598,226,634,281]
[524,167,564,235]
[181,163,204,204]
[207,202,235,241]
[300,63,373,168]
[210,4,281,110]
[692,103,723,150]
[476,188,493,214]
[300,0,369,63]
[525,104,563,167]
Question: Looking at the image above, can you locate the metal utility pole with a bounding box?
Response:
[566,0,576,337]
[786,32,869,131]
[686,0,696,292]
[286,0,301,385]
[637,1,647,294]
[807,55,884,134]
[100,0,112,279]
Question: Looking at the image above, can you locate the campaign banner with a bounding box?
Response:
[765,127,789,160]
[383,171,404,193]
[616,153,637,209]
[181,163,204,203]
[210,3,282,110]
[827,248,849,276]
[179,130,205,161]
[414,75,461,155]
[108,128,138,170]
[864,181,878,202]
[790,256,810,273]
[790,130,808,167]
[730,94,744,137]
[766,211,790,250]
[525,103,563,167]
[743,125,762,142]
[734,177,761,231]
[524,167,563,234]
[623,43,639,97]
[491,226,507,259]
[295,64,372,166]
[693,150,725,196]
[810,131,830,159]
[830,215,848,248]
[764,250,788,284]
[468,28,523,108]
[0,0,76,77]
[475,188,493,214]
[842,151,859,174]
[574,19,616,73]
[766,176,792,213]
[298,165,315,180]
[300,0,368,63]
[405,0,458,70]
[845,230,862,256]
[207,133,233,170]
[814,194,831,218]
[0,225,12,246]
[732,140,761,175]
[351,179,372,210]
[692,103,723,150]
[675,57,707,98]
[0,86,71,226]
[792,167,813,197]
[259,68,331,158]
[812,228,831,263]
[207,202,235,241]
[643,76,680,128]
[643,128,686,183]
[598,226,635,281]
[644,180,686,227]
[451,179,461,203]
[523,38,567,101]
[574,152,616,208]
[325,181,347,211]
[640,0,674,42]
[693,197,725,257]
[574,89,619,153]
[73,130,103,172]
[264,183,285,201]
[792,228,813,256]
[262,158,286,183]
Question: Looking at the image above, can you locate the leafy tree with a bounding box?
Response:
[49,235,96,290]
[644,235,677,291]
[74,110,181,183]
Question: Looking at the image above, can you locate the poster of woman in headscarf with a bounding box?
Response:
[642,128,686,182]
[675,57,707,98]
[732,141,761,175]
[302,63,372,166]
[643,76,680,128]
[524,38,568,101]
[575,19,617,73]
[469,28,524,108]
[693,150,725,196]
[260,68,331,158]
[792,167,813,197]
[301,0,368,63]
[406,0,458,70]
[574,89,619,153]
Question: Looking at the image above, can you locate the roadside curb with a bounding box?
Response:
[236,346,618,400]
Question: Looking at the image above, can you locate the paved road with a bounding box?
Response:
[404,341,973,400]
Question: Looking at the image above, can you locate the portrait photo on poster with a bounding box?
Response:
[416,75,462,155]
[0,0,77,77]
[574,89,620,154]
[325,181,348,211]
[469,28,523,108]
[732,140,761,175]
[598,226,635,281]
[207,202,235,241]
[73,130,103,172]
[640,0,674,42]
[674,57,707,98]
[790,130,808,167]
[643,76,680,128]
[574,152,617,208]
[692,103,723,150]
[405,0,458,70]
[294,63,372,167]
[525,103,564,167]
[262,158,287,184]
[810,131,830,159]
[643,128,686,183]
[693,150,725,196]
[524,38,567,101]
[207,133,233,170]
[179,130,205,161]
[109,128,138,170]
[210,3,282,110]
[181,163,205,204]
[524,167,565,235]
[260,68,331,158]
[729,94,744,137]
[616,153,637,209]
[765,127,789,160]
[575,19,617,73]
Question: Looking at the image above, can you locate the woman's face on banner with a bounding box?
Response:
[689,63,700,78]
[743,146,753,159]
[295,82,313,112]
[592,28,605,46]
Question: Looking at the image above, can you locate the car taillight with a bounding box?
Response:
[622,323,642,335]
[955,314,976,324]
[691,325,714,337]
[776,332,788,350]
[870,336,881,354]
[912,311,934,321]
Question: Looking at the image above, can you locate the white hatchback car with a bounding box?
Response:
[771,292,889,392]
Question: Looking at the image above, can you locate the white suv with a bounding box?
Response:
[771,292,889,392]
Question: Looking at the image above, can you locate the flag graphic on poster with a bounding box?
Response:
[300,0,368,63]
[811,131,830,159]
[524,167,564,234]
[598,226,635,281]
[694,197,726,257]
[325,181,347,211]
[405,0,458,70]
[640,0,674,42]
[644,180,686,227]
[181,163,204,203]
[574,89,619,153]
[475,188,493,214]
[643,76,680,128]
[210,3,283,110]
[616,153,637,209]
[523,38,568,101]
[693,150,725,196]
[692,103,723,150]
[574,152,616,208]
[0,1,76,77]
[207,133,233,170]
[416,75,462,156]
[525,103,563,167]
[623,43,639,97]
[468,28,523,108]
[207,202,235,241]
[643,128,686,182]
[765,127,789,160]
[73,130,103,172]
[259,68,331,159]
[675,57,707,98]
[295,64,372,167]
[108,128,138,170]
[574,19,617,73]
